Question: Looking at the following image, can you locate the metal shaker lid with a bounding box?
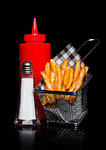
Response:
[22,61,33,72]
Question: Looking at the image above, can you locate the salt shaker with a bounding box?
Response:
[14,61,39,128]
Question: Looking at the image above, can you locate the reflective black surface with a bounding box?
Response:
[6,118,88,150]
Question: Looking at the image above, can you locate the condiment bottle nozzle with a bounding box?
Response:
[32,18,38,34]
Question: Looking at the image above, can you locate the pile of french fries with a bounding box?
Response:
[41,59,89,106]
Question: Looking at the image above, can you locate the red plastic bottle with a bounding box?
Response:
[19,18,51,120]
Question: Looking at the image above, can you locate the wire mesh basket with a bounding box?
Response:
[34,39,100,126]
[34,73,92,126]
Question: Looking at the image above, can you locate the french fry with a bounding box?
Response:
[69,95,77,104]
[45,94,51,104]
[49,71,56,103]
[73,60,81,82]
[45,62,51,79]
[41,71,55,104]
[66,67,74,90]
[44,93,56,105]
[54,75,58,91]
[78,67,86,80]
[45,84,48,90]
[59,84,66,99]
[68,80,77,92]
[44,64,52,104]
[41,71,49,82]
[63,65,71,87]
[41,71,52,90]
[61,84,66,91]
[61,59,69,81]
[84,66,89,77]
[50,59,56,73]
[50,71,56,90]
[55,64,62,99]
[64,95,76,103]
[49,94,56,103]
[42,96,48,106]
[74,67,85,92]
[64,80,77,101]
[56,64,62,91]
[68,66,86,103]
[62,59,69,70]
[64,95,70,101]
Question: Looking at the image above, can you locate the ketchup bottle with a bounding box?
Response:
[19,18,51,120]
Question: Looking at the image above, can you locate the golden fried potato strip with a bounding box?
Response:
[73,60,81,82]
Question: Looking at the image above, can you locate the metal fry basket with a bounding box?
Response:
[34,39,100,126]
[34,73,92,126]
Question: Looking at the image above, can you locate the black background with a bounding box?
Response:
[2,1,105,150]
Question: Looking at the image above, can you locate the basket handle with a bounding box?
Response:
[76,38,100,61]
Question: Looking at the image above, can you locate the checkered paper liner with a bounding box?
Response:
[35,42,89,126]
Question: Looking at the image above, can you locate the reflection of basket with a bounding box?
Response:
[34,73,92,126]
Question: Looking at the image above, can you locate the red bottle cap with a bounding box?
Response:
[24,18,46,42]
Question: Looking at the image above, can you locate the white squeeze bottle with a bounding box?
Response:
[14,61,39,129]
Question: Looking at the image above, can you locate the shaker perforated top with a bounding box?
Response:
[22,61,33,72]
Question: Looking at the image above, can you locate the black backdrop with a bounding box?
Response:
[2,1,105,149]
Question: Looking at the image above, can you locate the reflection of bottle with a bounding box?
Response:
[15,61,39,128]
[19,129,36,150]
[19,18,51,120]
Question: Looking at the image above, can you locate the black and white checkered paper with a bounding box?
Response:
[38,43,85,90]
